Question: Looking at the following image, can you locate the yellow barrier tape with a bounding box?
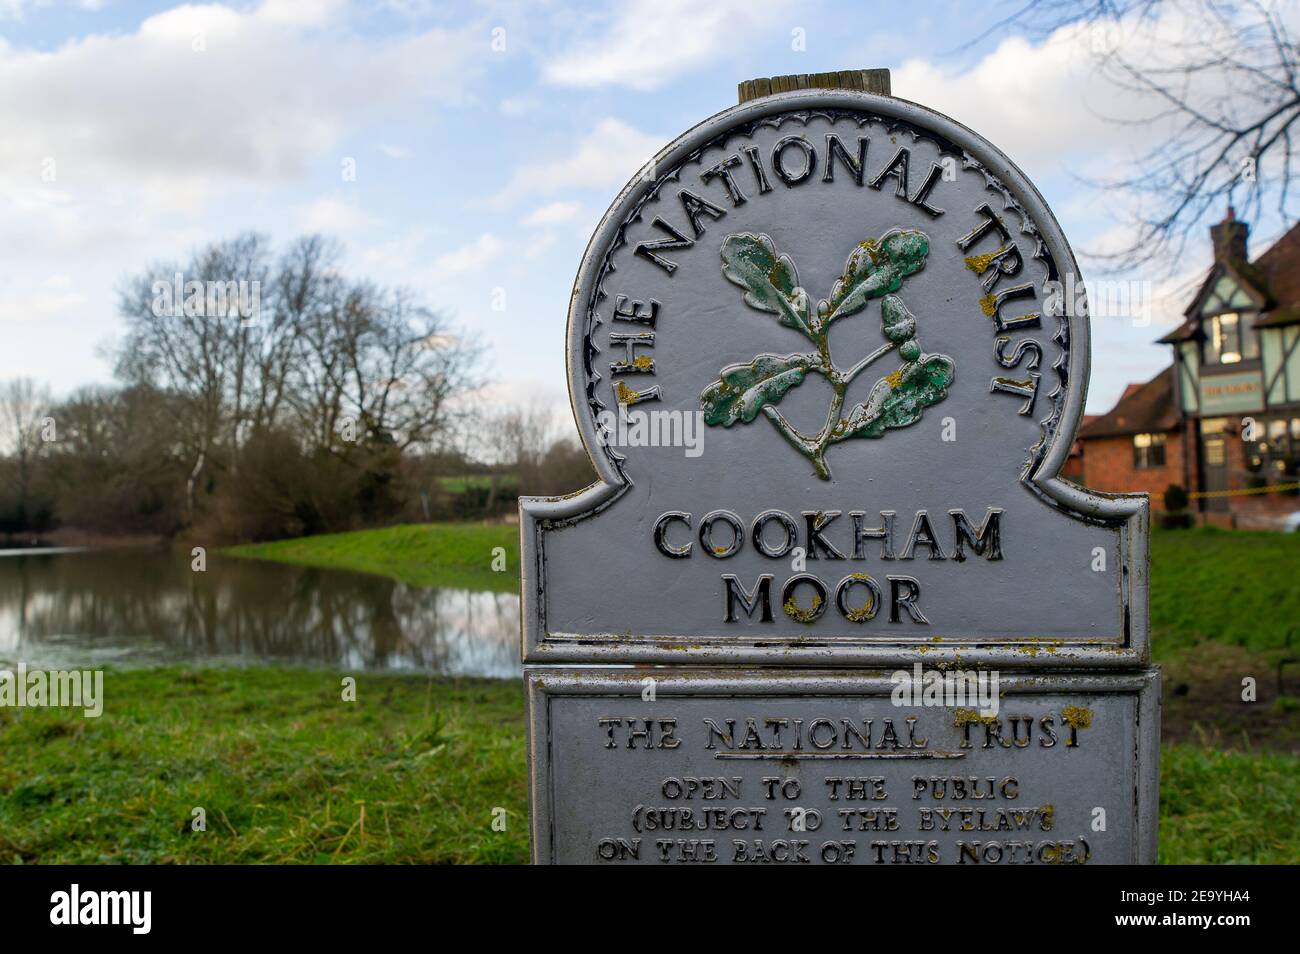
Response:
[1189,481,1300,499]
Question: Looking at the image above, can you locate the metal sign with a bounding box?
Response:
[527,669,1159,864]
[521,80,1159,865]
[521,89,1149,669]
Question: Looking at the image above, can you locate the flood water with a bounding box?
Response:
[0,548,521,677]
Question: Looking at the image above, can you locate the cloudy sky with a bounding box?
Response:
[0,0,1290,418]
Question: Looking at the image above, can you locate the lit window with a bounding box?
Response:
[1249,415,1300,482]
[1207,312,1258,364]
[1133,432,1167,469]
[1213,313,1242,363]
[1268,418,1288,453]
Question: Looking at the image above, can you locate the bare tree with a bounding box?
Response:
[277,236,349,453]
[116,232,479,529]
[0,377,51,519]
[491,404,561,479]
[991,0,1299,269]
[338,286,479,453]
[286,278,479,457]
[117,233,274,516]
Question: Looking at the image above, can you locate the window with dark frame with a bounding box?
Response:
[1132,432,1167,469]
[1205,311,1259,364]
[1246,414,1300,481]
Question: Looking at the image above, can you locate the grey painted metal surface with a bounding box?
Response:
[521,86,1159,865]
[520,89,1150,668]
[527,669,1160,865]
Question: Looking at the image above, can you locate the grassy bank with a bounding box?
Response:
[0,668,527,864]
[0,666,1294,864]
[27,524,1288,864]
[226,522,1300,658]
[224,522,519,593]
[1160,744,1300,863]
[1150,526,1300,658]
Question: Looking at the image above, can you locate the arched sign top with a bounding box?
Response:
[525,89,1149,668]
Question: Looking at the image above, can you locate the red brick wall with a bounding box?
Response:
[1081,431,1185,505]
[1082,417,1299,526]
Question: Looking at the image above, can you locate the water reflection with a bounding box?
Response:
[0,549,521,676]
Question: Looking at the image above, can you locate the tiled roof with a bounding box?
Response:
[1159,219,1300,341]
[1079,366,1179,439]
[1254,307,1300,328]
[1157,318,1199,343]
[1253,220,1300,314]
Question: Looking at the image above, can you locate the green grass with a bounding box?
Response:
[17,524,1294,864]
[0,668,528,864]
[224,522,519,593]
[224,523,1300,659]
[1160,743,1300,863]
[1150,527,1300,659]
[438,474,517,494]
[0,667,1293,864]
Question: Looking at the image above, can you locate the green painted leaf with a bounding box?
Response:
[719,233,811,335]
[701,353,818,427]
[880,294,917,343]
[840,353,955,439]
[825,229,930,323]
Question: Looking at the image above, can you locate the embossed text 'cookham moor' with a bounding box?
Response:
[520,87,1150,668]
[521,74,1158,865]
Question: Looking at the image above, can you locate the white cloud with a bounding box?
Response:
[489,118,661,207]
[890,7,1290,179]
[296,196,380,233]
[0,2,479,197]
[498,95,538,117]
[523,231,558,261]
[892,30,1149,174]
[431,233,504,277]
[543,0,794,91]
[377,143,412,159]
[358,226,433,275]
[255,0,349,27]
[0,275,87,324]
[523,201,581,227]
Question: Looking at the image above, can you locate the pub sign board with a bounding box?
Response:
[519,88,1151,669]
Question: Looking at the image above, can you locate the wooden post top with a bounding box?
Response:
[737,68,891,104]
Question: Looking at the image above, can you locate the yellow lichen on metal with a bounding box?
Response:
[783,594,823,624]
[952,707,996,726]
[840,572,878,622]
[1061,705,1094,729]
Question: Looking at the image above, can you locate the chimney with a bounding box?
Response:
[1210,206,1249,263]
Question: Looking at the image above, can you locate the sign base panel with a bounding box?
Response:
[527,668,1159,865]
